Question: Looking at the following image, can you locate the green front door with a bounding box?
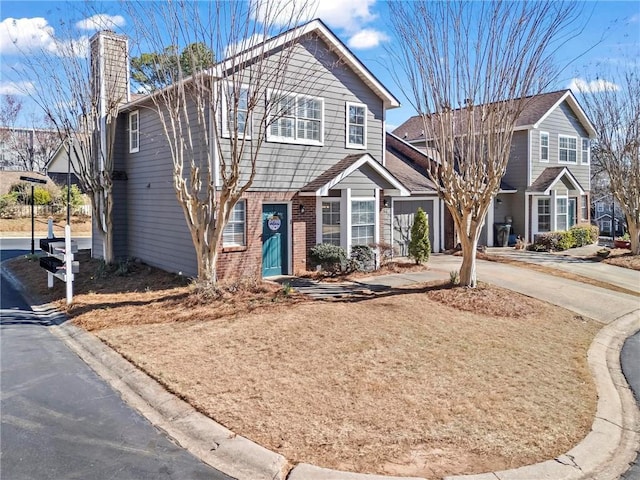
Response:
[262,204,288,277]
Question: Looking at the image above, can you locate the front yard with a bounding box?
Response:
[5,253,600,479]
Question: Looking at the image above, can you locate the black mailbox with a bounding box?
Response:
[40,256,64,274]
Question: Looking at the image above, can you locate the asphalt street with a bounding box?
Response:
[1,247,231,480]
[621,331,640,480]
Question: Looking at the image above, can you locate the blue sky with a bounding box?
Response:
[1,0,639,129]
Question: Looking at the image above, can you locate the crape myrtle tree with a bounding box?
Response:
[577,68,640,254]
[127,0,314,284]
[11,17,126,263]
[388,0,583,287]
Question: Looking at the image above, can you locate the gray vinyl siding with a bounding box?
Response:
[112,120,128,258]
[530,101,591,191]
[121,103,200,277]
[500,131,528,238]
[217,35,384,191]
[333,164,394,196]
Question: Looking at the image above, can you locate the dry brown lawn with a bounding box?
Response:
[0,216,92,237]
[603,249,640,271]
[5,254,600,479]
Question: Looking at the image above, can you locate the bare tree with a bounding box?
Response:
[577,68,640,254]
[388,0,583,287]
[127,0,315,284]
[11,20,127,263]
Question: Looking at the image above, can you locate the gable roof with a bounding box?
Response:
[385,132,436,194]
[527,166,585,195]
[393,90,596,143]
[299,153,409,196]
[125,19,399,110]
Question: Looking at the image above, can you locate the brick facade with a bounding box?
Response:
[216,191,317,280]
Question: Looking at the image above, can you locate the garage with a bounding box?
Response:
[392,198,439,256]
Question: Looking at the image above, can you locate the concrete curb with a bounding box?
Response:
[444,310,640,480]
[1,264,288,480]
[2,261,639,480]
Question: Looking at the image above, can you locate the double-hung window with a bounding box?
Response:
[537,198,551,232]
[539,132,549,162]
[558,135,577,163]
[581,138,590,164]
[223,200,246,247]
[556,197,568,231]
[321,201,341,246]
[222,84,251,138]
[129,110,139,153]
[351,199,375,246]
[346,102,367,149]
[268,91,323,145]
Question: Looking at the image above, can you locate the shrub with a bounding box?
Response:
[58,184,84,209]
[570,223,598,246]
[33,186,52,205]
[369,241,395,266]
[0,193,20,219]
[309,243,347,274]
[348,245,375,272]
[530,230,576,252]
[408,207,430,264]
[449,270,460,286]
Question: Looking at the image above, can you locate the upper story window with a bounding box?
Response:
[558,135,577,163]
[581,138,590,164]
[597,202,604,213]
[223,199,246,247]
[267,91,323,146]
[221,84,251,139]
[539,132,549,162]
[129,110,139,153]
[346,102,367,149]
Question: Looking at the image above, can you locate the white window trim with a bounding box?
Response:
[534,197,551,234]
[222,199,247,247]
[266,89,324,146]
[539,131,549,163]
[350,196,376,250]
[129,110,139,153]
[581,137,590,165]
[221,82,251,140]
[345,101,367,150]
[556,194,568,231]
[558,134,578,164]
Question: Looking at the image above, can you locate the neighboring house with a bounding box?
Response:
[394,90,596,245]
[44,137,85,188]
[90,21,431,279]
[593,193,627,237]
[0,127,58,172]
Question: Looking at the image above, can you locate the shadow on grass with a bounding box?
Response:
[66,291,192,318]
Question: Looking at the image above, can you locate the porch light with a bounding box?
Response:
[299,204,305,214]
[383,199,390,208]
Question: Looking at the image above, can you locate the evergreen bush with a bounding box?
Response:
[309,243,347,274]
[408,207,431,264]
[349,245,375,272]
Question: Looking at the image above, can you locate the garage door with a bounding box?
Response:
[393,200,435,256]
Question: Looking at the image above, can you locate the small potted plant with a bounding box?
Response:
[614,233,631,249]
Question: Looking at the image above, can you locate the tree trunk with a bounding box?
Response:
[627,213,640,256]
[458,234,479,288]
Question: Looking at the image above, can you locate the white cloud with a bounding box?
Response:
[629,13,639,23]
[252,0,377,32]
[75,14,126,31]
[0,80,35,95]
[0,17,55,55]
[568,77,620,93]
[347,28,389,49]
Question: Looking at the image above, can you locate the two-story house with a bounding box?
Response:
[91,21,425,279]
[593,193,627,237]
[394,90,597,246]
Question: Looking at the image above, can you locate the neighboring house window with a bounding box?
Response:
[601,219,611,234]
[556,197,568,231]
[351,199,375,246]
[537,198,551,232]
[222,84,250,138]
[581,138,590,164]
[223,200,246,246]
[268,91,323,145]
[597,202,604,213]
[129,110,139,153]
[346,102,367,149]
[558,135,577,163]
[540,132,549,162]
[322,200,340,246]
